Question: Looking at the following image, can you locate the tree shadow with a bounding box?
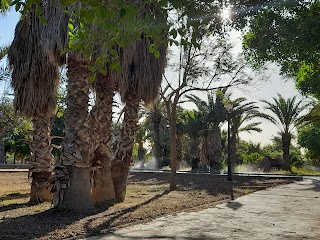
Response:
[0,207,104,240]
[0,192,29,202]
[309,178,320,192]
[226,201,243,210]
[94,231,226,239]
[84,190,170,237]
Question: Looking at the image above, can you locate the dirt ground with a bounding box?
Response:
[0,171,293,240]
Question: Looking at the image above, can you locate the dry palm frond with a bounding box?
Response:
[8,1,68,117]
[116,3,167,106]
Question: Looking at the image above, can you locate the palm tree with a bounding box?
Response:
[262,94,307,170]
[111,4,167,203]
[180,110,206,171]
[8,1,68,203]
[139,97,166,169]
[187,90,227,173]
[225,97,262,169]
[90,73,116,205]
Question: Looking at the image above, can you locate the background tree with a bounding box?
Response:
[262,94,308,170]
[228,97,262,169]
[298,124,320,163]
[243,1,320,99]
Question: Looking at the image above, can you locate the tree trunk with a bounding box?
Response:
[52,58,93,210]
[169,105,177,191]
[90,74,115,205]
[153,119,161,169]
[112,94,139,202]
[282,132,292,171]
[0,136,5,164]
[176,132,182,170]
[230,133,237,173]
[209,126,222,174]
[29,113,54,203]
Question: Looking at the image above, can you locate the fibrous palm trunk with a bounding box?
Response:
[282,132,292,171]
[29,113,53,203]
[209,126,222,174]
[230,133,237,172]
[90,74,115,205]
[112,93,139,202]
[0,135,5,164]
[52,58,93,210]
[176,132,183,170]
[153,117,161,168]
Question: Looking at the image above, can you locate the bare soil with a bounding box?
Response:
[0,171,293,240]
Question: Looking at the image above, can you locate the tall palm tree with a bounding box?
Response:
[89,73,116,205]
[8,1,68,203]
[262,94,307,170]
[111,4,167,203]
[228,97,262,169]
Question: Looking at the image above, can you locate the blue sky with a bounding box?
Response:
[0,9,20,46]
[0,8,304,145]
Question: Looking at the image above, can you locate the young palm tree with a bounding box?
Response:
[8,1,68,203]
[139,97,166,169]
[262,94,307,170]
[187,90,228,173]
[228,97,262,169]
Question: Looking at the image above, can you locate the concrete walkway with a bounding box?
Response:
[85,177,320,240]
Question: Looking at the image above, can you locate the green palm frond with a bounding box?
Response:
[262,94,309,134]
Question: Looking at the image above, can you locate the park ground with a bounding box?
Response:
[0,171,295,239]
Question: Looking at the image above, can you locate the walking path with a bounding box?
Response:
[85,177,320,240]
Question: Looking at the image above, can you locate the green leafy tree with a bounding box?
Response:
[298,124,320,163]
[262,94,307,170]
[243,1,320,99]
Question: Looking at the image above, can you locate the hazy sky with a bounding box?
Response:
[0,8,305,145]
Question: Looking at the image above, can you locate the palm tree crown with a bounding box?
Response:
[262,94,306,134]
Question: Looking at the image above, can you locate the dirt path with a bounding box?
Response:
[85,177,320,240]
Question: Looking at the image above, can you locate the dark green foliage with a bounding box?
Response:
[298,124,320,162]
[243,1,320,98]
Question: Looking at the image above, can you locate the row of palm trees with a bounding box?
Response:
[138,91,310,172]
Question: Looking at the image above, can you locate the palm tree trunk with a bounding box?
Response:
[112,94,139,202]
[230,133,237,172]
[29,113,53,203]
[0,134,5,164]
[176,132,182,170]
[52,58,93,210]
[282,133,292,171]
[209,126,222,174]
[90,74,115,205]
[153,119,161,168]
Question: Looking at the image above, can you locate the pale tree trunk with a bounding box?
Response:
[0,135,5,164]
[29,113,54,203]
[112,94,139,202]
[90,74,115,205]
[209,126,222,174]
[282,132,292,171]
[52,58,93,210]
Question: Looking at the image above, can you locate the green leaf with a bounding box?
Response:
[39,17,47,25]
[119,7,127,18]
[35,6,41,16]
[89,72,97,83]
[110,62,121,71]
[169,29,177,39]
[100,68,107,76]
[154,49,160,59]
[68,23,74,31]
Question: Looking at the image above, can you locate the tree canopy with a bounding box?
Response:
[243,1,320,98]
